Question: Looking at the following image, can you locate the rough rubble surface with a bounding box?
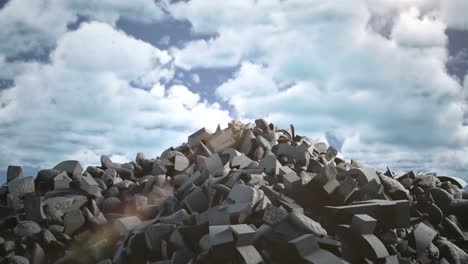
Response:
[1,119,468,264]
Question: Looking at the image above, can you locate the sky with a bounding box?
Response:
[0,0,468,181]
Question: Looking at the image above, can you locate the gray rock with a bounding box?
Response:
[63,209,85,235]
[80,175,100,195]
[53,160,83,176]
[53,171,72,190]
[114,216,142,236]
[14,221,42,238]
[24,193,46,222]
[7,165,23,182]
[8,176,35,197]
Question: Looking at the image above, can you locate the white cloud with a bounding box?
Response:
[391,7,447,48]
[0,0,165,64]
[169,0,468,177]
[0,22,231,170]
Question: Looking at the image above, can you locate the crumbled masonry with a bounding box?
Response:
[1,119,468,263]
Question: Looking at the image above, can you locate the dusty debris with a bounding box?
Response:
[1,119,468,263]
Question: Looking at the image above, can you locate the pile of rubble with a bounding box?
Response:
[1,119,468,264]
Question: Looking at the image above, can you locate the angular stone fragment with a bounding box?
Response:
[289,234,320,258]
[24,193,46,222]
[414,222,437,253]
[209,225,234,247]
[114,216,142,236]
[258,154,281,175]
[351,214,376,235]
[63,209,85,235]
[231,154,253,169]
[230,224,257,246]
[7,194,24,211]
[53,160,83,176]
[236,245,264,264]
[290,211,327,236]
[144,223,175,252]
[7,165,23,182]
[53,171,72,190]
[240,129,256,156]
[203,153,225,176]
[183,187,208,214]
[8,176,34,197]
[282,171,301,194]
[206,128,237,153]
[188,127,213,148]
[348,167,380,187]
[80,175,100,195]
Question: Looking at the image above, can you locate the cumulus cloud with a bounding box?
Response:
[170,0,468,177]
[0,22,231,170]
[0,0,165,64]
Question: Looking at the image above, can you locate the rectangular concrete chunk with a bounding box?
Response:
[230,224,257,246]
[283,172,301,193]
[209,225,234,247]
[351,214,376,234]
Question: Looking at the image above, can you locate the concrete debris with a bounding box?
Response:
[1,119,467,263]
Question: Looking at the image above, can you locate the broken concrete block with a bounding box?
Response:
[183,187,208,214]
[351,214,376,235]
[414,222,437,253]
[231,154,253,169]
[226,184,256,204]
[206,128,237,153]
[262,204,288,225]
[283,172,301,194]
[348,167,381,187]
[209,225,234,248]
[289,234,320,258]
[24,193,46,223]
[172,154,190,172]
[53,171,72,190]
[240,129,256,156]
[203,153,224,175]
[236,245,264,264]
[258,154,281,175]
[53,160,83,176]
[114,216,142,236]
[188,127,213,148]
[290,211,327,236]
[8,176,34,197]
[63,209,85,235]
[7,165,23,182]
[144,223,175,252]
[7,194,24,211]
[230,224,256,246]
[80,176,100,195]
